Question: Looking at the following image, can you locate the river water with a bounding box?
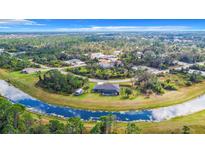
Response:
[0,79,205,122]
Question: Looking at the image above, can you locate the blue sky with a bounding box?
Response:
[1,19,205,32]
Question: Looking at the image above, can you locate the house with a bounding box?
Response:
[136,52,143,59]
[21,68,41,74]
[98,59,114,68]
[103,54,116,59]
[64,59,85,66]
[74,88,84,96]
[115,60,124,67]
[90,53,105,59]
[113,50,122,56]
[93,83,120,96]
[132,65,161,74]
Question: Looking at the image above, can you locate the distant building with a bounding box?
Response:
[136,52,143,59]
[64,59,85,66]
[0,49,4,55]
[115,60,124,67]
[93,83,120,96]
[21,68,41,74]
[98,59,114,68]
[132,65,161,74]
[103,55,116,59]
[113,50,122,56]
[74,88,84,96]
[90,53,105,59]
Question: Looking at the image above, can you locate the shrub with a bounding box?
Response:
[162,82,177,90]
[120,87,133,99]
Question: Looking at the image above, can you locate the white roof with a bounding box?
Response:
[113,50,121,55]
[75,88,83,93]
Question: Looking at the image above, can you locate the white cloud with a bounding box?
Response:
[0,19,45,26]
[151,94,205,121]
[55,26,192,32]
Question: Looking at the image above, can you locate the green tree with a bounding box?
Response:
[8,104,25,129]
[38,70,86,94]
[90,122,102,134]
[182,126,190,134]
[65,117,84,134]
[90,115,116,134]
[189,72,203,83]
[22,113,34,133]
[126,123,141,134]
[33,125,50,134]
[48,120,65,134]
[120,87,133,99]
[100,115,116,134]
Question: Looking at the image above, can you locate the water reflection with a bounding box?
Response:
[0,80,205,122]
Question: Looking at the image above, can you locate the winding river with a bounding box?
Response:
[0,79,205,122]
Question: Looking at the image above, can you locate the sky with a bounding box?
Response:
[1,19,205,32]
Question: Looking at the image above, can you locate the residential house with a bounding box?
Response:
[64,59,85,66]
[132,65,163,74]
[113,50,122,56]
[98,59,114,68]
[21,68,41,74]
[90,53,105,59]
[136,52,143,59]
[93,83,120,96]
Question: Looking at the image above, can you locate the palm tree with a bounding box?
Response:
[9,104,25,129]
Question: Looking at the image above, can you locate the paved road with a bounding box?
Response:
[88,78,134,83]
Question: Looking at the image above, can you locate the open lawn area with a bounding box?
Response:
[1,68,205,111]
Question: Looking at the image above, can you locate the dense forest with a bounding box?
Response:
[1,32,205,68]
[0,53,38,71]
[37,70,88,94]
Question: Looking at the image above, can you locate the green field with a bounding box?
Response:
[1,69,205,111]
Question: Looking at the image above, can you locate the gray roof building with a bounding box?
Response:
[21,68,41,74]
[93,83,120,96]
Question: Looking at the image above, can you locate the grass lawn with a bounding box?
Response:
[1,68,205,111]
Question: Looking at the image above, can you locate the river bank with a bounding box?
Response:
[1,79,205,122]
[1,69,205,111]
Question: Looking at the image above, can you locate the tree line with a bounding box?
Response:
[0,53,38,71]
